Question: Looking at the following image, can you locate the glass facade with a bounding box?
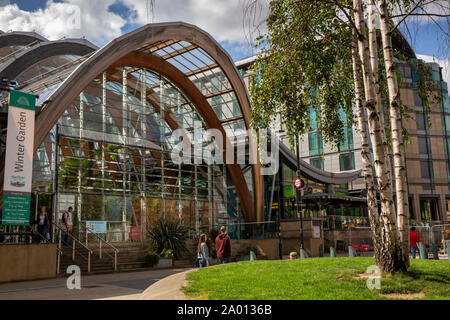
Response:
[30,59,248,238]
[339,153,355,171]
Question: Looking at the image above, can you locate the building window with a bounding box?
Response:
[443,114,450,134]
[339,153,355,171]
[418,136,428,154]
[432,70,440,82]
[210,76,221,93]
[233,101,241,117]
[339,127,353,151]
[445,138,450,155]
[420,199,438,221]
[416,113,426,131]
[420,160,431,178]
[310,157,324,170]
[447,162,450,181]
[211,96,222,120]
[308,132,322,156]
[442,92,449,113]
[309,107,319,130]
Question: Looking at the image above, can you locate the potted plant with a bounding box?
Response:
[157,248,174,268]
[147,218,188,268]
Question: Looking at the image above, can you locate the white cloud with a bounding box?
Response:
[121,0,269,54]
[127,0,268,41]
[0,1,125,44]
[0,0,269,56]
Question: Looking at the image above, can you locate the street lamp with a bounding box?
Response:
[295,136,306,258]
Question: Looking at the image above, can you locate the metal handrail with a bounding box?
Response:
[51,221,92,273]
[80,224,119,272]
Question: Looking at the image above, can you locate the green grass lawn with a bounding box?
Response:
[182,258,450,300]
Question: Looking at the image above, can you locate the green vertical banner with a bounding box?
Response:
[1,90,36,226]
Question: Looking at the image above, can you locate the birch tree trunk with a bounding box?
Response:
[351,28,382,265]
[368,1,393,188]
[377,0,410,268]
[353,0,406,272]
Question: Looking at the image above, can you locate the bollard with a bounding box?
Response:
[330,247,336,258]
[419,243,428,259]
[300,248,308,259]
[431,243,439,260]
[348,246,356,257]
[250,251,256,261]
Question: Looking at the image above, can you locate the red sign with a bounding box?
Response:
[295,178,302,189]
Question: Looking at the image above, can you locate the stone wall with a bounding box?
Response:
[0,243,57,283]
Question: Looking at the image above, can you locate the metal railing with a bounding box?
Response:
[0,228,49,244]
[79,224,119,272]
[411,223,450,250]
[323,215,371,230]
[194,221,278,240]
[50,221,93,274]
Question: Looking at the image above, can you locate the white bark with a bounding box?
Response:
[377,0,410,267]
[351,28,382,263]
[368,1,393,188]
[353,0,405,272]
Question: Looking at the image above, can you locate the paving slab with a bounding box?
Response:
[0,268,190,300]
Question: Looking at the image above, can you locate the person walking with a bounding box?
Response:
[215,226,231,264]
[61,207,73,244]
[35,206,49,243]
[197,234,210,268]
[409,227,421,259]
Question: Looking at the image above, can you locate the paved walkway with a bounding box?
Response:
[0,268,192,300]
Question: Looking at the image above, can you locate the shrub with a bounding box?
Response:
[160,248,174,259]
[147,217,188,259]
[144,252,160,267]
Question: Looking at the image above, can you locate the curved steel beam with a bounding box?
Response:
[0,31,47,48]
[0,39,97,80]
[279,142,362,184]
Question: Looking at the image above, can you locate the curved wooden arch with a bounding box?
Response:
[31,22,263,221]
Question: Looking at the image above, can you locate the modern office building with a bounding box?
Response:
[236,35,450,224]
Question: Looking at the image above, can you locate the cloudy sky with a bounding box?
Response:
[0,0,447,82]
[0,0,269,61]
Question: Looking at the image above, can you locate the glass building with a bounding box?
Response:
[0,24,362,242]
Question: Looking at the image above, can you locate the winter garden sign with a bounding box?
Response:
[1,90,36,226]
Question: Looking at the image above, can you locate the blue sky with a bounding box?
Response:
[3,0,448,64]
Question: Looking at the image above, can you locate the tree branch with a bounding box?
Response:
[390,0,427,34]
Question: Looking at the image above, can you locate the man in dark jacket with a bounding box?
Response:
[215,226,231,264]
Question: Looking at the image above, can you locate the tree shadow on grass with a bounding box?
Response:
[402,270,450,285]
